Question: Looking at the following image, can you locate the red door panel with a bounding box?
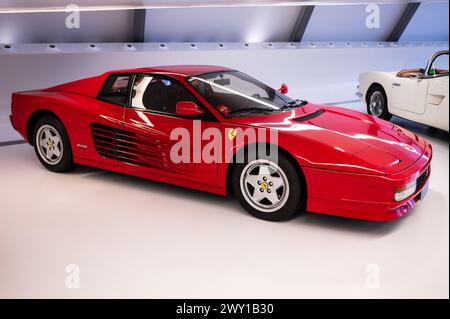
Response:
[72,97,124,167]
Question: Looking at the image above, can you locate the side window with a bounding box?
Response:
[131,74,197,115]
[98,75,132,106]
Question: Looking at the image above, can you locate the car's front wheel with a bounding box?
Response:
[33,115,74,172]
[232,153,304,221]
[367,85,392,121]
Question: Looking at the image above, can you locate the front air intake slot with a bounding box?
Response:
[293,109,324,122]
[416,167,430,191]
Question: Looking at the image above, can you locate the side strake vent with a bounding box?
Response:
[91,123,193,175]
[293,109,324,122]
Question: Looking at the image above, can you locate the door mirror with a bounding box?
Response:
[176,101,204,117]
[278,83,289,95]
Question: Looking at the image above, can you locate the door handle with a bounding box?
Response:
[392,83,401,87]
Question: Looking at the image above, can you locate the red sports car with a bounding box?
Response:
[10,65,432,222]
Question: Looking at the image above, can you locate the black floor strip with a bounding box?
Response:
[0,140,26,147]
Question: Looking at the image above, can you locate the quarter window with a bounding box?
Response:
[98,75,132,106]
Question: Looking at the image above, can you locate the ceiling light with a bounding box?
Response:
[124,43,136,50]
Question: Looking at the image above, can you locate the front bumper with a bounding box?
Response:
[306,170,430,221]
[303,142,432,221]
[355,84,364,101]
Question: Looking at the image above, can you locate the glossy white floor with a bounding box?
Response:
[0,103,448,299]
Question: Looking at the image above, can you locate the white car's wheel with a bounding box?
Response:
[367,85,392,121]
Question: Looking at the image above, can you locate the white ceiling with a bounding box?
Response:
[0,0,443,12]
[400,1,449,41]
[0,1,448,43]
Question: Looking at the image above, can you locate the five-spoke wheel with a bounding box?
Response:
[233,152,304,221]
[240,160,290,213]
[36,125,63,165]
[33,116,74,172]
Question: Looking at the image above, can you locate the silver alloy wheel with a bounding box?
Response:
[240,159,290,213]
[36,124,64,165]
[369,91,385,117]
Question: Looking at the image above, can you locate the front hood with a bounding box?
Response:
[231,103,426,175]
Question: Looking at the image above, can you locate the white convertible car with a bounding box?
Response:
[358,50,449,131]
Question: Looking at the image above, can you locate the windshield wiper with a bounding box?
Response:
[280,100,308,110]
[228,107,276,115]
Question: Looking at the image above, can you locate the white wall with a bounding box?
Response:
[303,3,408,42]
[0,43,447,141]
[144,6,302,42]
[0,11,134,43]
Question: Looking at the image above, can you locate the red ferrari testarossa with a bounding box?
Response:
[10,65,432,221]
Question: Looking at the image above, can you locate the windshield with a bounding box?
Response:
[187,71,306,117]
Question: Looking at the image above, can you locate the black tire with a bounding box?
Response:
[232,151,304,222]
[33,115,74,172]
[366,85,392,121]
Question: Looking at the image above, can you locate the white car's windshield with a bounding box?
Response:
[428,52,449,76]
[187,71,306,117]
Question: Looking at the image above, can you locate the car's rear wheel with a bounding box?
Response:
[232,152,304,221]
[367,85,392,121]
[33,116,74,172]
